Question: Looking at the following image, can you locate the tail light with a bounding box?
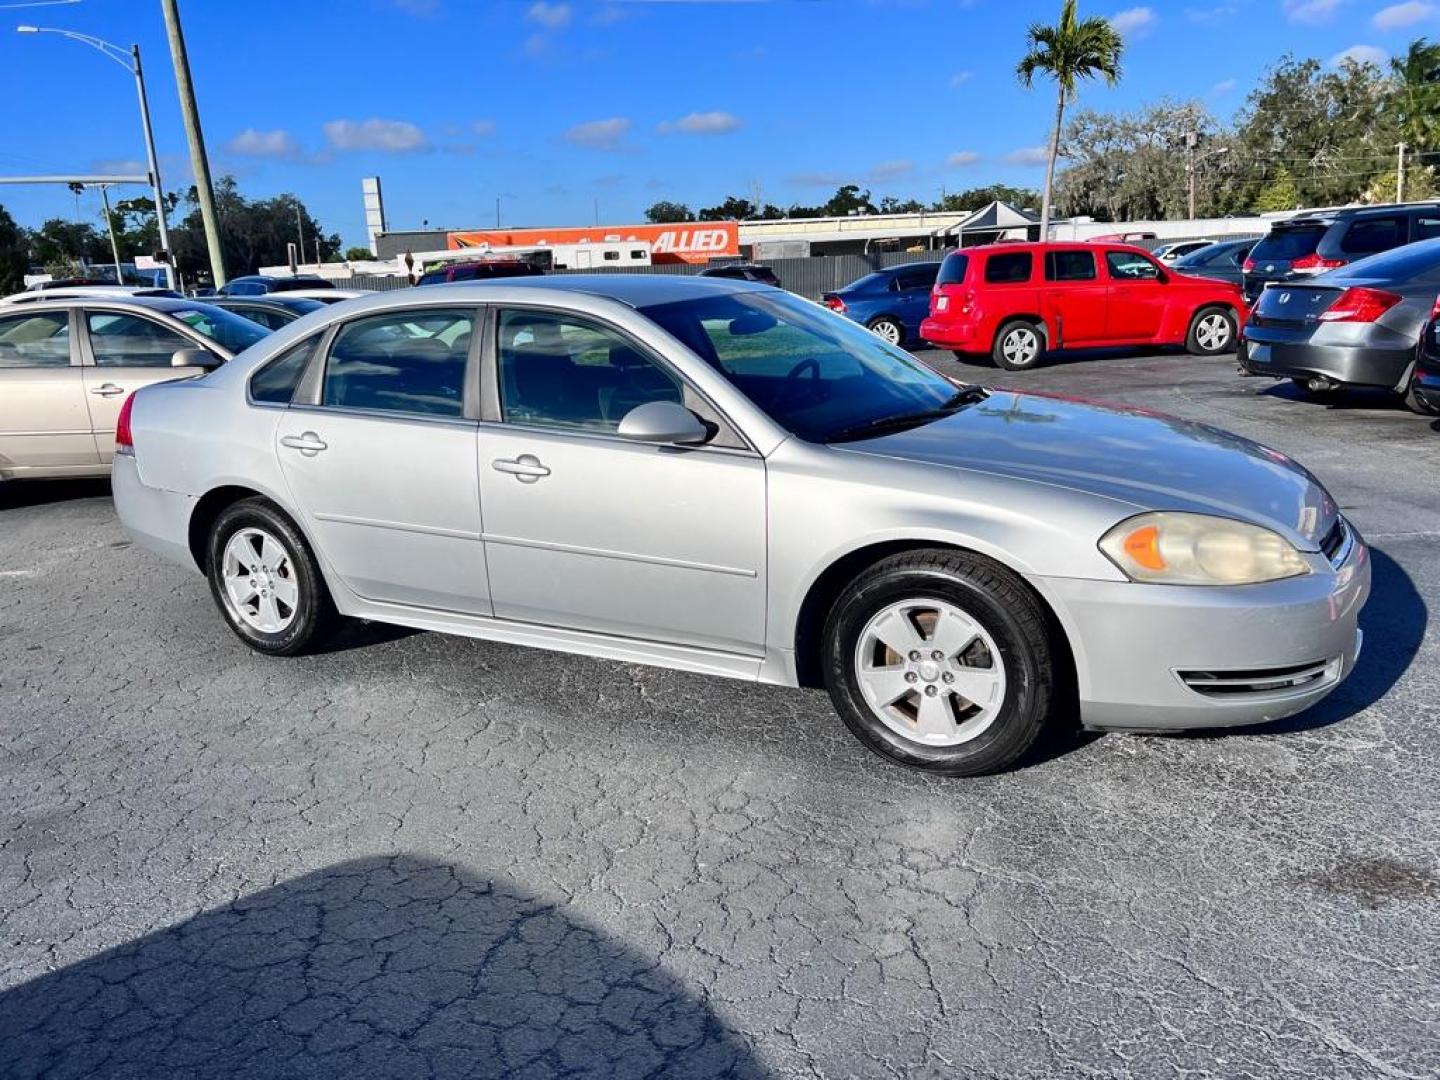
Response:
[1317,287,1402,323]
[1291,253,1347,275]
[115,393,135,455]
[1242,258,1255,272]
[1430,293,1440,318]
[823,295,846,313]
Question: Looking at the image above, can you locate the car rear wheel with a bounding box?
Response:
[206,498,337,656]
[1404,381,1437,415]
[822,550,1054,776]
[1186,306,1236,355]
[992,321,1045,370]
[868,317,904,346]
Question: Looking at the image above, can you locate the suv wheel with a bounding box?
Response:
[822,550,1054,776]
[992,321,1044,370]
[868,317,904,346]
[1186,306,1236,355]
[206,498,338,656]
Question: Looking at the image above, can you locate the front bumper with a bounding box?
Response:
[1239,334,1412,390]
[1033,523,1371,732]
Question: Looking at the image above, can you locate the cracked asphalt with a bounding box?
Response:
[1,347,1437,1079]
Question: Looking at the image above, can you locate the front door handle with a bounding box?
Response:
[90,383,125,397]
[492,454,550,483]
[280,431,328,456]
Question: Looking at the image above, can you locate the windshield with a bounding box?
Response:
[1251,225,1325,262]
[169,305,272,354]
[638,289,967,443]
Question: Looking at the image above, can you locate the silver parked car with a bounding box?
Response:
[112,276,1370,775]
[0,295,270,481]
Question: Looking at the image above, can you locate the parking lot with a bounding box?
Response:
[1,345,1436,1078]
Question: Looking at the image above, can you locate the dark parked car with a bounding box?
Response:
[1243,202,1440,302]
[219,274,336,297]
[1240,237,1440,401]
[1171,238,1256,287]
[416,259,544,286]
[1406,302,1440,414]
[210,295,327,330]
[822,262,941,346]
[698,263,781,287]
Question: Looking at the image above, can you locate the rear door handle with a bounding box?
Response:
[280,431,328,455]
[90,383,125,397]
[492,454,550,483]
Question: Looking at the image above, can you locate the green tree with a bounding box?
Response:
[643,200,695,223]
[698,195,755,221]
[1255,167,1300,211]
[879,196,927,213]
[166,179,340,282]
[1016,0,1124,236]
[27,218,110,267]
[0,204,27,293]
[821,184,876,216]
[932,184,1043,212]
[344,245,374,261]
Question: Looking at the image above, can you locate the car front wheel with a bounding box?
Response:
[1186,306,1236,355]
[206,498,337,656]
[822,550,1055,776]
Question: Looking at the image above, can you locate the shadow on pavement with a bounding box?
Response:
[1258,382,1411,412]
[0,856,765,1080]
[0,477,111,511]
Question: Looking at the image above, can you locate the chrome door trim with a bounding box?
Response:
[2,428,94,437]
[480,531,759,578]
[313,512,482,542]
[284,403,481,430]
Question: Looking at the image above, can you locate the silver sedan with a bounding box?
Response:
[112,276,1370,776]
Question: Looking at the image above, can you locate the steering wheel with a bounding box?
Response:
[775,357,821,410]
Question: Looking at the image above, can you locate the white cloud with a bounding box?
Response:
[1374,1,1436,29]
[323,118,428,153]
[1004,146,1050,166]
[946,150,982,167]
[1284,0,1344,24]
[1186,4,1238,22]
[657,111,742,135]
[1210,78,1237,95]
[788,171,847,187]
[564,117,632,150]
[526,1,571,28]
[950,70,973,87]
[1330,43,1387,68]
[1110,6,1157,36]
[226,128,300,158]
[471,119,497,136]
[869,159,913,180]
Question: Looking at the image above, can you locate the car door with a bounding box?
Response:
[475,306,766,655]
[1103,249,1169,339]
[1041,249,1106,345]
[272,306,490,615]
[0,308,97,475]
[893,266,939,333]
[78,308,215,463]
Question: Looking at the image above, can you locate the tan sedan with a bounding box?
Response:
[0,296,272,480]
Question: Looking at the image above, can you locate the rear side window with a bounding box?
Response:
[1415,216,1440,241]
[323,309,474,418]
[250,335,320,404]
[1340,216,1404,255]
[936,253,969,285]
[984,252,1033,284]
[1045,251,1097,282]
[1251,225,1325,262]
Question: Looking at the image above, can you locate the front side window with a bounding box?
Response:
[0,311,70,369]
[497,309,681,433]
[1045,251,1097,282]
[638,289,964,444]
[896,266,940,291]
[86,312,193,367]
[250,335,320,404]
[984,252,1033,284]
[1105,251,1162,281]
[322,308,472,418]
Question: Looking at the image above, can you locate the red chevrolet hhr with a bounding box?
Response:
[919,242,1246,370]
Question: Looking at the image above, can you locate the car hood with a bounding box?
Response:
[843,390,1335,548]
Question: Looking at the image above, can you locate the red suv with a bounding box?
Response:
[919,242,1245,370]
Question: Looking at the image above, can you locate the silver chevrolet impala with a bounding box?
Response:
[112,276,1370,776]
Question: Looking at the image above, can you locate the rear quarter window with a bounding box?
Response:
[1340,216,1405,256]
[984,252,1033,284]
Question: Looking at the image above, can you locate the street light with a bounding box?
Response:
[16,25,177,289]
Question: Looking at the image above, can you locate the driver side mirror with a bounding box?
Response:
[617,401,709,445]
[172,346,220,370]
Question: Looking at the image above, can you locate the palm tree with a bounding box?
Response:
[1016,0,1124,238]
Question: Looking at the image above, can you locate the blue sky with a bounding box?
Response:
[0,0,1429,247]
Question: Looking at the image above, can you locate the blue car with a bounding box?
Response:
[821,262,941,346]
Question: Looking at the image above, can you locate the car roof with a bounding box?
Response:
[1279,202,1440,225]
[0,294,229,314]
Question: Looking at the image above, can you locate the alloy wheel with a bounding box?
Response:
[1002,328,1040,366]
[872,320,903,345]
[220,527,299,634]
[1196,312,1232,352]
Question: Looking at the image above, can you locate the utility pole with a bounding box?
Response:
[295,203,306,268]
[1184,107,1199,222]
[1398,142,1407,203]
[98,185,123,285]
[159,0,226,287]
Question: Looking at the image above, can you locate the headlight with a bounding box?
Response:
[1099,512,1310,585]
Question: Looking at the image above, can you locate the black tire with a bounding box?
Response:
[206,497,338,656]
[1186,306,1237,355]
[868,317,905,347]
[821,549,1055,777]
[1404,380,1436,415]
[991,320,1045,371]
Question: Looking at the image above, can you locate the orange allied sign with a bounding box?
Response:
[447,222,739,265]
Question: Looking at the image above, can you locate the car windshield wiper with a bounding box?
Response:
[823,386,988,444]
